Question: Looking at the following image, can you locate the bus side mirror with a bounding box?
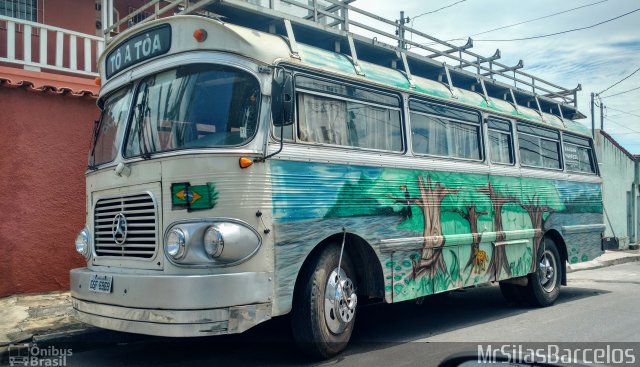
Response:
[272,68,294,127]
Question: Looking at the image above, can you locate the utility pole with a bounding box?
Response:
[396,11,410,50]
[591,92,595,138]
[600,100,604,131]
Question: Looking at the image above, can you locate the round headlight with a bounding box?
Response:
[204,226,224,259]
[75,227,89,258]
[166,228,186,259]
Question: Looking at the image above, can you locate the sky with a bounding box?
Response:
[344,0,640,154]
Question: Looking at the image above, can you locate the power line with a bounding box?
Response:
[412,0,468,20]
[419,0,609,46]
[605,106,640,119]
[469,0,608,38]
[600,85,640,99]
[409,0,469,47]
[604,117,640,134]
[475,7,640,42]
[598,67,640,95]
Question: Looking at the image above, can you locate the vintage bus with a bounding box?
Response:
[71,2,604,358]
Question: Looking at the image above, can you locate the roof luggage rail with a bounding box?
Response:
[104,0,585,120]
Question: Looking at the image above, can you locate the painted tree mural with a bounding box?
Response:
[522,193,556,272]
[388,176,459,279]
[477,181,518,279]
[447,204,488,273]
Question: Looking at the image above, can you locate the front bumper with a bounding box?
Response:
[70,268,273,337]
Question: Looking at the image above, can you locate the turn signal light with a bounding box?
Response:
[193,29,207,42]
[239,157,253,169]
[94,77,101,86]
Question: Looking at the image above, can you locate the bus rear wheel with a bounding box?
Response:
[524,238,561,307]
[291,244,358,358]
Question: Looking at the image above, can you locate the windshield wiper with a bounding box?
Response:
[87,115,102,170]
[135,83,152,160]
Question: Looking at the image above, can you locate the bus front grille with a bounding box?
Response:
[93,193,157,259]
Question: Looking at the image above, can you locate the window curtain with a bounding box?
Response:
[298,94,348,145]
[348,103,400,151]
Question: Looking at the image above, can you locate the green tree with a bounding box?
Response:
[477,181,518,278]
[388,175,459,279]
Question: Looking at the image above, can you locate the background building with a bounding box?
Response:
[594,130,639,250]
[0,0,101,297]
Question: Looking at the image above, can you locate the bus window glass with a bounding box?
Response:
[297,93,402,151]
[124,64,260,157]
[563,134,595,173]
[518,133,541,166]
[541,139,561,169]
[273,120,294,140]
[517,123,561,169]
[489,130,513,164]
[409,100,479,124]
[488,118,513,164]
[295,76,400,107]
[90,86,133,166]
[411,111,481,160]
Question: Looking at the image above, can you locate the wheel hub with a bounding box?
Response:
[324,268,357,334]
[538,250,557,292]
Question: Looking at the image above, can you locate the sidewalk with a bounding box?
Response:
[1,249,639,351]
[0,292,88,347]
[566,248,640,273]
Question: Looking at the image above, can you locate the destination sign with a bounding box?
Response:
[106,24,171,79]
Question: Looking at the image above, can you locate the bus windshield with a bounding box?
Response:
[90,86,134,167]
[124,63,260,158]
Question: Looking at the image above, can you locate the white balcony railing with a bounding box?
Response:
[0,15,104,77]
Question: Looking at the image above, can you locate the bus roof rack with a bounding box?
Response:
[104,0,585,120]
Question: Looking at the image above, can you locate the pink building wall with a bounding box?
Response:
[0,0,101,297]
[0,87,99,297]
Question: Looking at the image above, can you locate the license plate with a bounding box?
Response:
[88,274,113,293]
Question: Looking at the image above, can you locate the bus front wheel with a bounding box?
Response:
[291,244,358,358]
[524,238,562,307]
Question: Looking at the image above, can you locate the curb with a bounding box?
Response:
[0,328,150,362]
[567,253,640,273]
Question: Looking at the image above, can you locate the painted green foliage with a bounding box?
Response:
[324,175,396,218]
[326,171,566,301]
[274,159,598,303]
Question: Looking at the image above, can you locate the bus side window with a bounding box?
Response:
[488,118,514,165]
[517,123,562,169]
[409,99,482,160]
[296,92,402,152]
[563,133,596,173]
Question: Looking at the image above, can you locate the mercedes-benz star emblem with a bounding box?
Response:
[112,213,128,245]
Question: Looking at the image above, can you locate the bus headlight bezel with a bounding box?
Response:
[75,226,90,258]
[164,219,261,267]
[166,228,187,260]
[204,226,224,259]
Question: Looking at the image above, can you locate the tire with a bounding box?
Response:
[291,244,358,359]
[499,282,525,304]
[523,237,562,307]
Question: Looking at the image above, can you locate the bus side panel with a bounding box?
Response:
[543,180,604,263]
[270,160,418,312]
[495,174,533,281]
[270,160,604,312]
[271,160,502,308]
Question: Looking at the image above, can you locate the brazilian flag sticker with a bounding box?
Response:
[171,182,218,211]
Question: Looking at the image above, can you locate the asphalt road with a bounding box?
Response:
[15,262,640,367]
